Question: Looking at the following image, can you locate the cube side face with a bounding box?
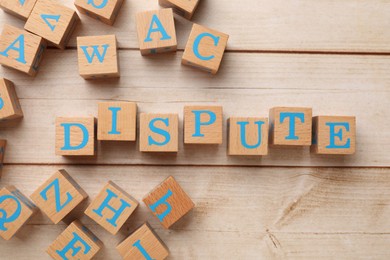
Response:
[0,78,23,121]
[74,0,124,25]
[184,106,223,144]
[0,0,37,20]
[158,0,199,19]
[0,139,6,172]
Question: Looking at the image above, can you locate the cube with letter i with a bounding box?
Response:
[143,176,194,229]
[311,116,356,155]
[228,117,269,156]
[0,25,46,76]
[0,0,37,20]
[0,78,23,122]
[75,0,124,25]
[47,220,103,260]
[84,181,139,235]
[77,35,120,79]
[55,117,96,156]
[30,169,88,224]
[0,185,38,240]
[159,0,199,20]
[117,222,169,260]
[182,24,229,74]
[24,0,79,49]
[136,8,177,55]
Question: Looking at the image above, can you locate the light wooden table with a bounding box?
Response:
[1,0,390,259]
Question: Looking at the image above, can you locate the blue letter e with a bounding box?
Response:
[61,123,89,151]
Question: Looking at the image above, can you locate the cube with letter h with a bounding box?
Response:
[311,116,356,155]
[84,181,139,235]
[0,78,23,122]
[136,8,177,55]
[47,220,103,260]
[182,24,229,74]
[0,0,37,20]
[77,35,120,79]
[159,0,199,20]
[30,169,88,224]
[75,0,124,25]
[143,176,194,229]
[0,185,38,240]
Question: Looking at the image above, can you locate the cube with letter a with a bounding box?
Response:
[0,78,23,122]
[0,0,37,20]
[158,0,199,20]
[74,0,124,25]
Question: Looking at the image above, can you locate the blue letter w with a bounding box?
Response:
[80,44,109,64]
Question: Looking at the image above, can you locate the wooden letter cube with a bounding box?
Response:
[0,185,38,240]
[0,78,23,122]
[0,139,6,177]
[228,117,269,156]
[0,24,46,76]
[143,176,194,229]
[311,116,356,155]
[84,181,139,235]
[136,8,177,55]
[55,117,96,156]
[74,0,124,25]
[47,220,103,260]
[184,105,223,144]
[30,169,88,224]
[159,0,199,20]
[117,222,169,260]
[139,113,179,152]
[0,0,37,20]
[25,0,79,49]
[77,35,119,79]
[98,101,137,141]
[269,107,312,146]
[182,24,229,74]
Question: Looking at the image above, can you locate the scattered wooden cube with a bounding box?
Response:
[139,113,179,152]
[0,78,23,122]
[0,185,38,240]
[0,0,37,20]
[74,0,124,25]
[228,117,269,156]
[136,8,177,55]
[55,117,96,156]
[269,107,312,146]
[184,105,223,144]
[47,220,103,260]
[24,0,79,49]
[0,24,46,76]
[143,176,194,229]
[182,24,229,74]
[0,139,6,177]
[30,169,88,224]
[159,0,199,20]
[117,222,169,260]
[84,181,139,235]
[311,116,356,155]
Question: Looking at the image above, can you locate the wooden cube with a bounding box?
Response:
[159,0,199,20]
[269,107,312,146]
[143,176,194,229]
[0,24,46,76]
[0,78,23,122]
[0,185,38,240]
[24,0,79,49]
[77,35,120,79]
[311,116,356,155]
[98,101,137,141]
[55,117,96,156]
[0,0,37,20]
[74,0,124,25]
[117,222,169,260]
[0,139,6,177]
[184,106,223,144]
[182,24,229,74]
[136,8,177,55]
[139,113,179,152]
[30,169,88,224]
[228,117,269,156]
[84,181,139,235]
[47,220,103,260]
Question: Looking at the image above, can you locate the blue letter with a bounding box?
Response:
[87,0,108,9]
[19,0,25,5]
[80,44,109,64]
[133,240,154,260]
[148,189,173,222]
[148,118,170,146]
[280,112,305,140]
[60,123,89,151]
[56,232,91,259]
[40,178,73,213]
[237,121,265,149]
[41,14,61,31]
[108,107,121,135]
[0,34,27,64]
[192,110,216,137]
[0,97,4,110]
[193,33,220,61]
[0,195,22,231]
[326,122,351,149]
[144,15,172,42]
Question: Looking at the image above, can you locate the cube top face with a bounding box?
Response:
[74,0,124,25]
[47,220,103,260]
[0,0,38,20]
[136,8,177,55]
[184,106,223,144]
[84,181,139,235]
[98,101,137,141]
[25,0,79,49]
[228,117,269,156]
[139,113,179,152]
[269,107,312,146]
[143,176,194,229]
[30,169,88,224]
[312,116,356,155]
[182,24,229,74]
[55,117,96,156]
[0,78,23,121]
[117,223,169,260]
[0,24,46,76]
[158,0,199,19]
[77,35,119,79]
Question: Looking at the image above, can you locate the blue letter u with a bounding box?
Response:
[237,121,265,149]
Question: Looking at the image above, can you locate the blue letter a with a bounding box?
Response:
[80,45,109,64]
[144,15,172,42]
[0,34,27,64]
[40,178,73,213]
